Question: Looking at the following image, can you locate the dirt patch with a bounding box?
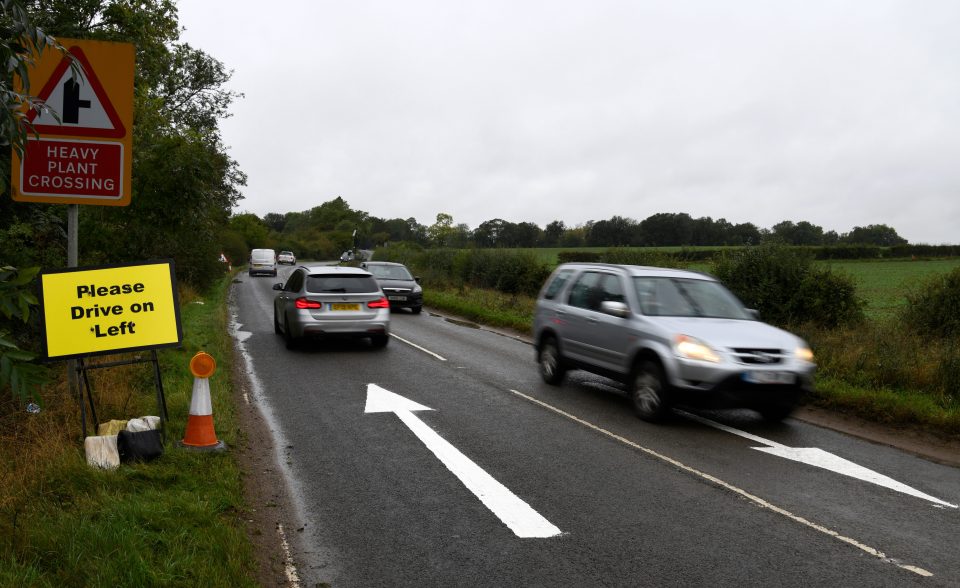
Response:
[231,353,301,587]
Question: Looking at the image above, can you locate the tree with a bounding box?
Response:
[770,220,825,245]
[542,220,565,247]
[427,212,455,247]
[474,218,508,247]
[638,213,694,246]
[587,216,636,247]
[229,213,270,249]
[842,224,908,246]
[29,0,246,290]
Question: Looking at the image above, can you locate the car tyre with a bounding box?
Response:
[630,360,671,422]
[283,314,299,350]
[371,334,389,348]
[273,308,282,334]
[538,336,566,385]
[412,305,423,315]
[757,401,795,422]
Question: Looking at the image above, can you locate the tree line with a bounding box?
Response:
[226,198,909,261]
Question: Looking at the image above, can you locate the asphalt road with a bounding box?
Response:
[230,268,960,587]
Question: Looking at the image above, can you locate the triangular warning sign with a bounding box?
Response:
[26,46,126,139]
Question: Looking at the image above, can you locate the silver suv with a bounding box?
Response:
[533,263,815,422]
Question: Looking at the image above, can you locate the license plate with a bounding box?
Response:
[387,296,407,301]
[330,303,360,311]
[743,371,795,385]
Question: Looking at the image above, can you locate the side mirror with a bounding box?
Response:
[600,300,630,318]
[272,283,284,291]
[414,276,421,284]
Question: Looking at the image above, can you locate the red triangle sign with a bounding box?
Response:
[26,46,126,138]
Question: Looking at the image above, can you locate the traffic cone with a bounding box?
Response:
[180,351,226,451]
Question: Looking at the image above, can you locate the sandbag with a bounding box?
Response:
[117,429,164,463]
[97,419,128,436]
[126,415,160,432]
[85,435,120,469]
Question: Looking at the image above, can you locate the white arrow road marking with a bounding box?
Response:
[679,411,958,509]
[364,384,561,538]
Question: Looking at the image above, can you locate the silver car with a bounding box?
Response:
[533,263,815,422]
[273,265,390,349]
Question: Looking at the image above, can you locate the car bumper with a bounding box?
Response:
[385,294,423,309]
[290,310,391,339]
[670,363,815,409]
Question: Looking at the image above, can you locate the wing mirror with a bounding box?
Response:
[272,283,284,291]
[600,300,631,318]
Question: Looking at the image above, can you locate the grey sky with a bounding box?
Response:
[178,1,960,244]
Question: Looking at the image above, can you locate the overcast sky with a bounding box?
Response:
[177,1,959,244]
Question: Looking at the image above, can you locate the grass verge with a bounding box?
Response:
[0,273,255,586]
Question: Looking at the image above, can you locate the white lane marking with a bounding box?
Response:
[390,333,447,361]
[507,389,933,577]
[365,384,561,538]
[679,411,958,509]
[276,523,302,587]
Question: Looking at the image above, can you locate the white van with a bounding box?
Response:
[249,248,277,277]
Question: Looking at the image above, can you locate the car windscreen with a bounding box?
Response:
[632,277,752,319]
[306,274,380,293]
[367,265,413,280]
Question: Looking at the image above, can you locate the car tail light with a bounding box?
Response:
[367,297,390,309]
[295,297,322,309]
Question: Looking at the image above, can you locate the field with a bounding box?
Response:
[823,258,960,318]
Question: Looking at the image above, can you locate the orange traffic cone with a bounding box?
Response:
[180,352,226,451]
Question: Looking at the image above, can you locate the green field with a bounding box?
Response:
[823,258,960,318]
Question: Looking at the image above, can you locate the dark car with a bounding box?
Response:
[361,261,423,314]
[273,264,390,349]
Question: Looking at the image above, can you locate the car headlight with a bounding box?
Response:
[674,335,720,363]
[795,346,814,362]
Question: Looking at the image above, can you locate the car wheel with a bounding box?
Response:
[273,308,282,335]
[538,336,566,385]
[371,334,389,348]
[283,314,299,350]
[630,361,671,422]
[757,401,795,422]
[412,306,423,315]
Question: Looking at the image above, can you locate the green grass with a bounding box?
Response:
[822,258,960,319]
[0,274,256,587]
[425,288,535,334]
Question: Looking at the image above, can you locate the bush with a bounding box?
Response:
[711,244,864,328]
[376,247,550,297]
[900,267,960,339]
[599,248,685,268]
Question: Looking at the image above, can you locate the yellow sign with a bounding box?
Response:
[11,38,134,206]
[40,261,183,360]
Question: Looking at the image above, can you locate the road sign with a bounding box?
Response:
[11,38,134,206]
[39,260,183,360]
